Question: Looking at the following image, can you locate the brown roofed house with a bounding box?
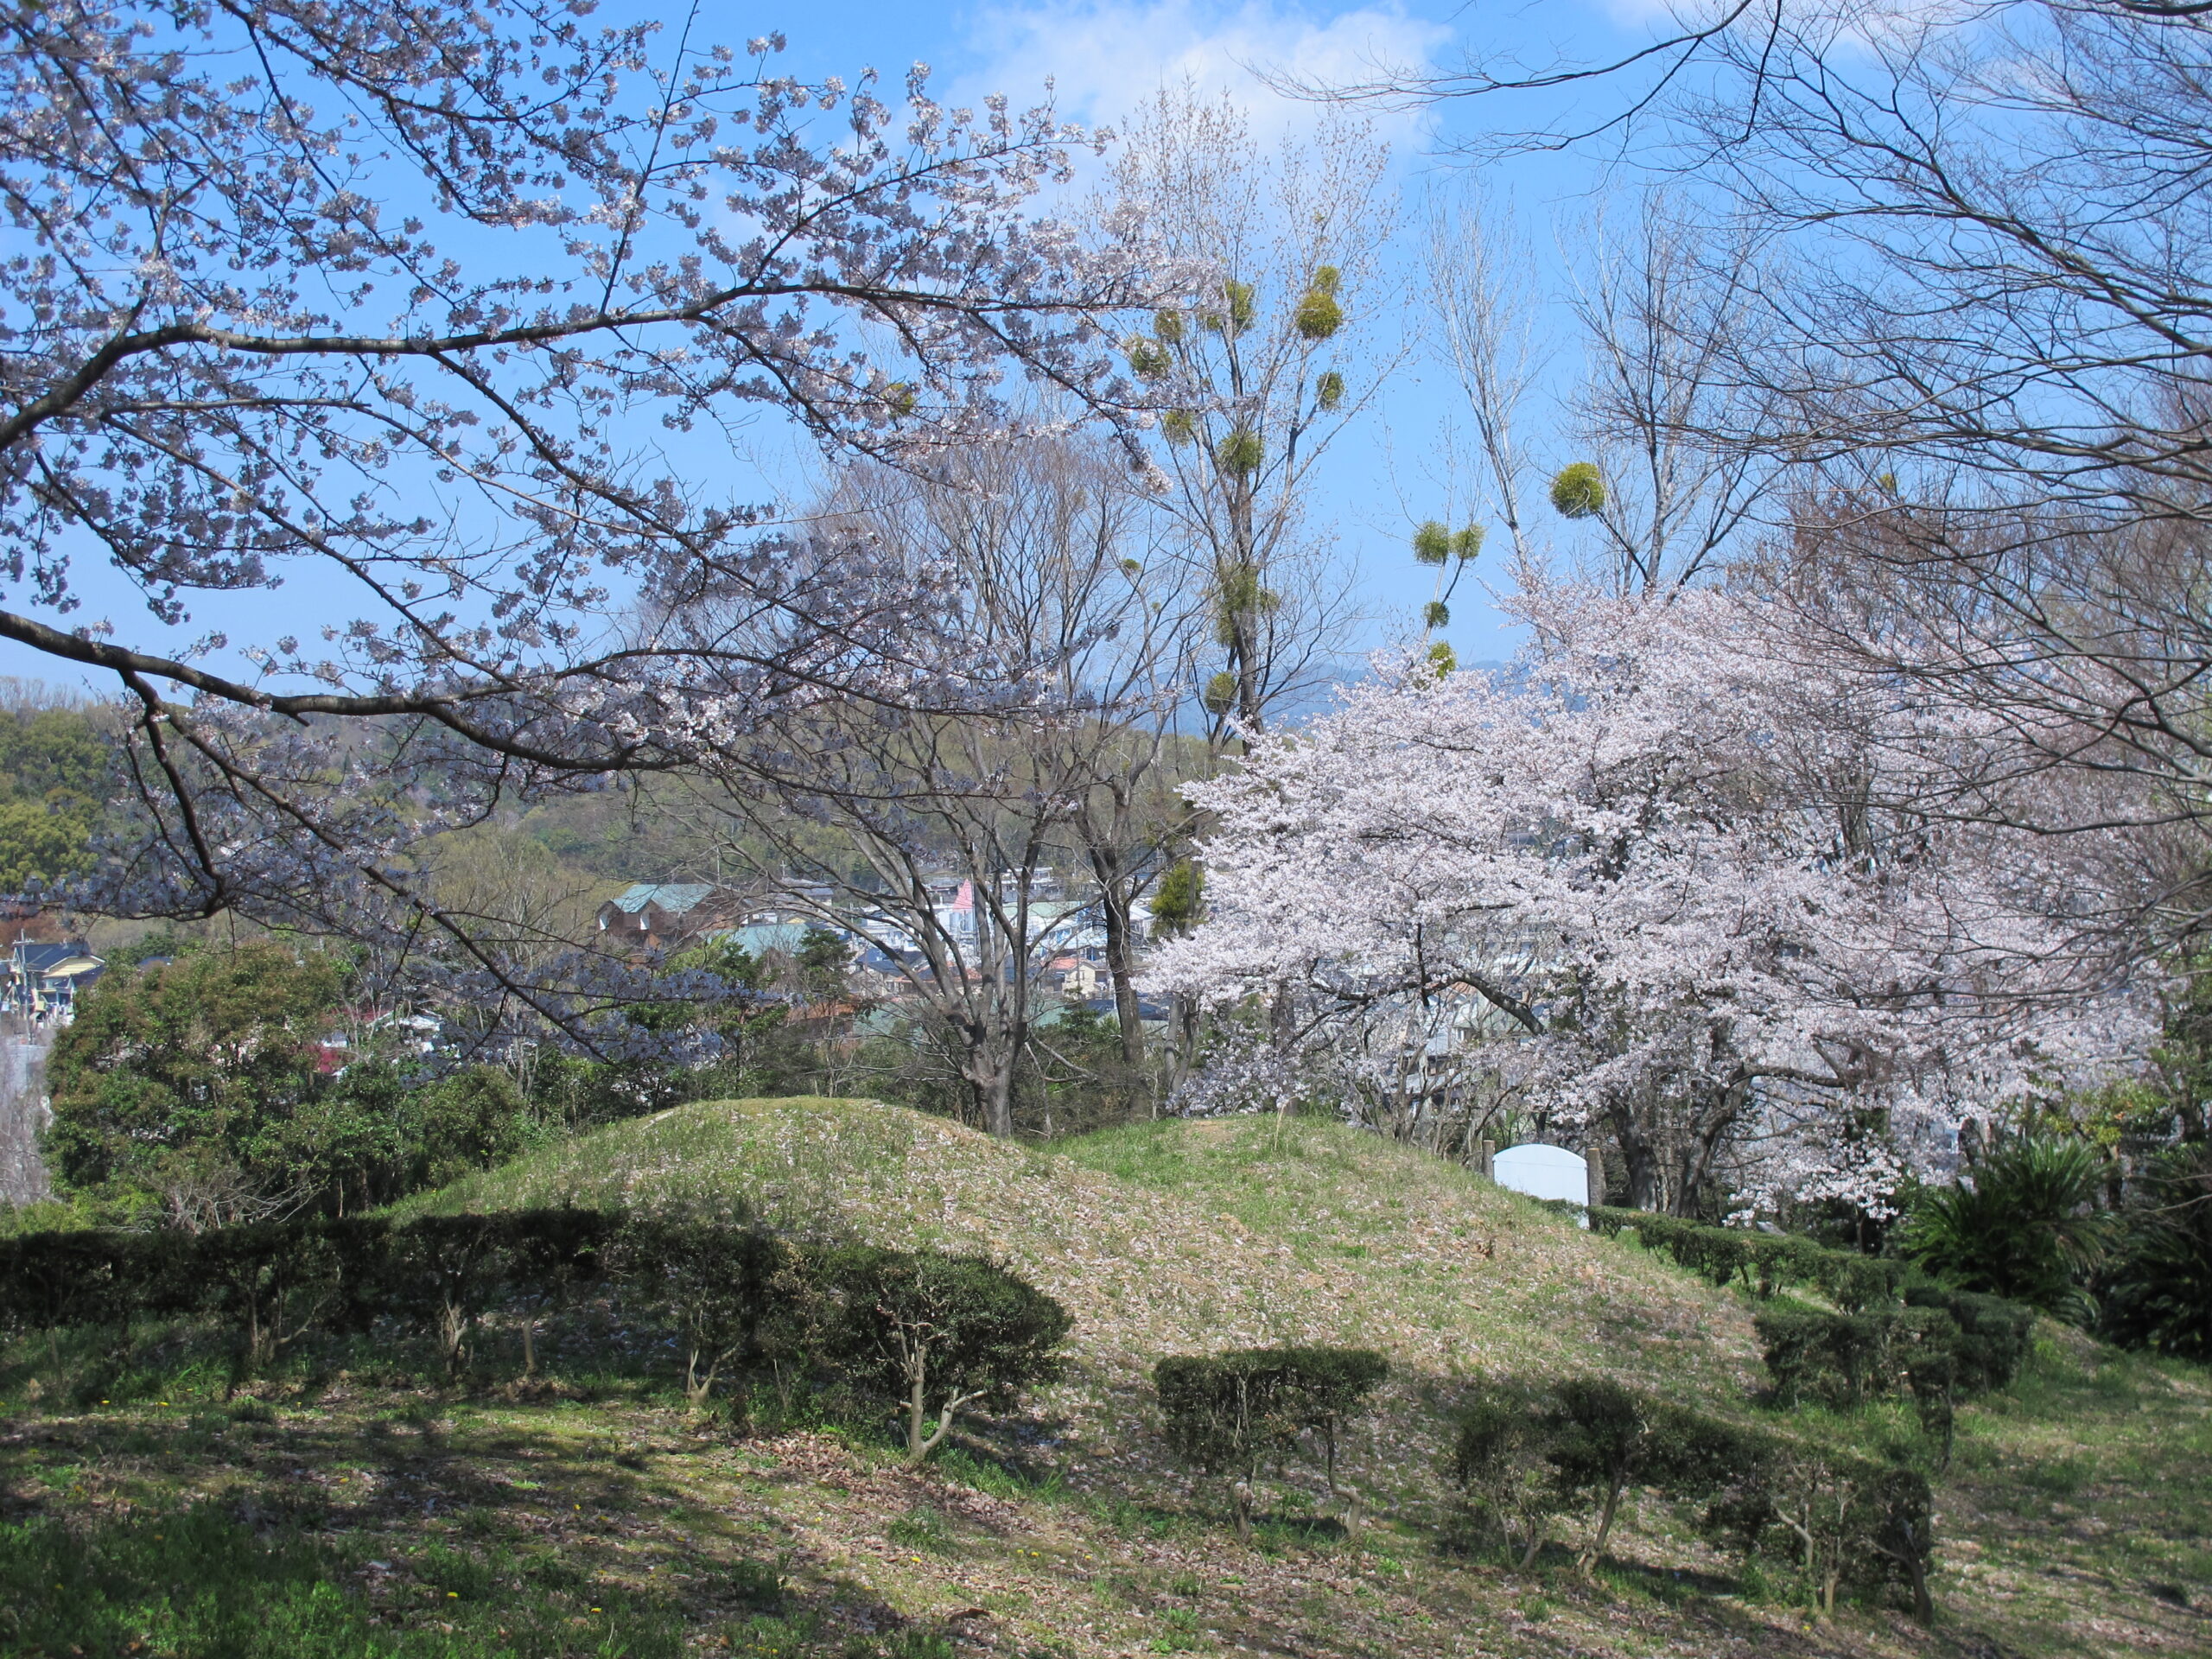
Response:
[594,883,747,955]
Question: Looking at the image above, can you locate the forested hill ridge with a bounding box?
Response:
[6,1099,2198,1659]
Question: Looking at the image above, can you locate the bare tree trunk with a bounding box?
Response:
[1608,1098,1661,1211]
[967,1041,1019,1141]
[1089,842,1148,1065]
[0,1016,53,1206]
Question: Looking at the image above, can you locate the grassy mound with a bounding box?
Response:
[399,1098,1762,1515]
[7,1097,2202,1658]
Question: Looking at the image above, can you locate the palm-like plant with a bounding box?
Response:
[1901,1136,2112,1321]
[2099,1142,2212,1360]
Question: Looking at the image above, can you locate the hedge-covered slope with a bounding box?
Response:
[398,1099,1764,1520]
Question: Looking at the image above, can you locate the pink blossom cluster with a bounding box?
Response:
[1149,584,2156,1214]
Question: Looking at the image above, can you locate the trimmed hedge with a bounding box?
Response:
[1902,1282,2035,1394]
[1587,1207,1906,1309]
[1700,1439,1936,1622]
[1755,1293,2031,1408]
[1588,1206,2039,1438]
[0,1211,1070,1454]
[1450,1378,1760,1574]
[1449,1379,1936,1621]
[792,1244,1072,1465]
[1154,1345,1389,1538]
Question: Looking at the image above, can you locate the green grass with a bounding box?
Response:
[0,1504,691,1657]
[7,1096,2209,1658]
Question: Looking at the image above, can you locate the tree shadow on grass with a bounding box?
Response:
[0,1503,692,1658]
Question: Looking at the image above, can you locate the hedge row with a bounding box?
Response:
[1755,1285,2034,1451]
[1586,1207,1910,1310]
[1452,1377,1935,1622]
[0,1211,1069,1463]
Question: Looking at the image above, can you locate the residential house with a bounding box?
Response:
[4,938,104,1023]
[594,882,746,953]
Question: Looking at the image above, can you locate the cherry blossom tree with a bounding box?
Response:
[0,0,1160,1033]
[1148,584,2155,1217]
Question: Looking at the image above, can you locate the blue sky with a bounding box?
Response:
[1,0,1676,696]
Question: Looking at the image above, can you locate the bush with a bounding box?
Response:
[1900,1283,2035,1394]
[190,1222,351,1384]
[1541,1377,1754,1572]
[1155,1346,1389,1539]
[1273,1345,1389,1491]
[2098,1141,2212,1360]
[378,1213,509,1379]
[1451,1389,1566,1569]
[1699,1439,1935,1623]
[1449,1379,1757,1573]
[0,1228,188,1395]
[1589,1208,1899,1307]
[1754,1308,1902,1409]
[1752,1294,2030,1467]
[614,1215,785,1410]
[0,1211,1070,1429]
[492,1208,611,1379]
[1900,1135,2111,1319]
[798,1246,1071,1465]
[1804,1251,1908,1313]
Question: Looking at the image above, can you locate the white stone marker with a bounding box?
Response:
[1491,1142,1591,1227]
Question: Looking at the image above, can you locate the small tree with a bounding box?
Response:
[1451,1391,1567,1570]
[46,944,344,1226]
[808,1248,1070,1466]
[613,1216,785,1412]
[1154,1346,1388,1541]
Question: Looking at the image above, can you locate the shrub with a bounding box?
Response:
[2098,1141,2212,1360]
[1449,1380,1757,1573]
[1450,1390,1565,1569]
[1700,1440,1936,1623]
[802,1247,1070,1465]
[0,1228,187,1395]
[614,1215,785,1410]
[1752,1294,2027,1440]
[378,1213,508,1379]
[1900,1282,2035,1394]
[1900,1135,2111,1319]
[1154,1346,1389,1540]
[1804,1251,1907,1313]
[189,1222,349,1384]
[1274,1346,1388,1491]
[312,1216,395,1338]
[493,1208,611,1379]
[1590,1207,1899,1306]
[1541,1377,1753,1573]
[1754,1308,1899,1409]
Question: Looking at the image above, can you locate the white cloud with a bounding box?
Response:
[957,0,1449,140]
